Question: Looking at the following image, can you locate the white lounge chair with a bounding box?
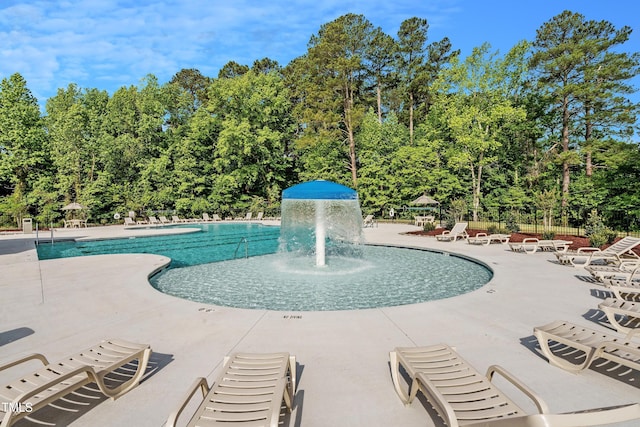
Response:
[167,352,296,427]
[435,222,468,241]
[0,339,151,426]
[389,344,640,426]
[148,216,161,225]
[585,260,640,282]
[158,215,171,224]
[171,215,185,223]
[598,298,640,334]
[123,217,137,227]
[509,238,572,254]
[603,277,640,301]
[555,236,640,267]
[533,320,640,373]
[363,214,375,228]
[467,233,510,246]
[256,212,264,220]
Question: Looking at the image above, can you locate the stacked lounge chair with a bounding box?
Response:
[555,236,640,267]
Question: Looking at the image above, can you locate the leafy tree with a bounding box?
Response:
[206,70,294,208]
[218,61,250,79]
[364,28,397,123]
[292,13,377,187]
[252,58,282,75]
[396,17,429,144]
[0,73,49,225]
[432,43,527,220]
[530,10,639,208]
[167,68,211,123]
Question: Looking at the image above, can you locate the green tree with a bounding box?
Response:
[207,70,294,208]
[0,73,49,226]
[530,10,639,208]
[433,43,527,220]
[290,13,377,187]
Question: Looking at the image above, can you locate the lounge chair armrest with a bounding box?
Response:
[0,353,49,373]
[269,377,289,427]
[11,364,101,406]
[166,377,210,427]
[485,365,549,414]
[522,238,539,243]
[576,247,601,254]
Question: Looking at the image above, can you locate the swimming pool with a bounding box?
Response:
[36,223,493,311]
[36,223,280,267]
[152,245,492,311]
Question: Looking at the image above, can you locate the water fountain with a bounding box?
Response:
[280,180,364,267]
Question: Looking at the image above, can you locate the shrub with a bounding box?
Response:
[584,210,616,248]
[423,222,436,232]
[505,213,520,233]
[542,230,555,240]
[487,224,508,234]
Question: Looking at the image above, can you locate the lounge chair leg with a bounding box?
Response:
[389,351,410,405]
[534,331,593,373]
[97,347,152,399]
[283,355,297,411]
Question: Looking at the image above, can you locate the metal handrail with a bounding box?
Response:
[233,237,249,259]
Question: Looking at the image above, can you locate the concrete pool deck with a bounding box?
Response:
[0,222,638,426]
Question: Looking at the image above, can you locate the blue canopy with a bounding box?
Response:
[282,180,358,200]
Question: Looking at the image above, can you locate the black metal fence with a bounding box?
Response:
[386,204,640,237]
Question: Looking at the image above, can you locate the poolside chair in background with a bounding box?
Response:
[167,352,296,427]
[148,216,161,225]
[159,215,171,224]
[533,320,640,374]
[211,213,222,221]
[584,260,640,282]
[202,213,213,222]
[243,212,252,221]
[598,298,640,334]
[0,339,151,426]
[555,236,640,267]
[256,211,264,220]
[363,214,375,228]
[389,344,640,427]
[171,215,185,224]
[603,277,640,301]
[124,217,136,227]
[467,233,511,246]
[509,238,572,254]
[435,222,468,241]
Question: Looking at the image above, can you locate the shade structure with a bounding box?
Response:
[411,195,439,205]
[282,180,357,200]
[62,202,85,210]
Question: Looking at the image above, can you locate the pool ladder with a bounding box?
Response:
[233,237,249,259]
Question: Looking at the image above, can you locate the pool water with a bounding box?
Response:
[36,223,280,267]
[36,223,493,311]
[151,245,492,311]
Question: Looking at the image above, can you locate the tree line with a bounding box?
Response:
[0,10,639,229]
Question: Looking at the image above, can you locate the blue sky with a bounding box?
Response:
[1,0,639,106]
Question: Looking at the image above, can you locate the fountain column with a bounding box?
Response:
[280,180,363,268]
[315,201,326,266]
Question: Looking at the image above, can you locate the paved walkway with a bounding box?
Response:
[0,223,637,426]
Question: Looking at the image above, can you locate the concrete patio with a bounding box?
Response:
[0,222,637,426]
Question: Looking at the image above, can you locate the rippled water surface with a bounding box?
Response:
[151,245,492,311]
